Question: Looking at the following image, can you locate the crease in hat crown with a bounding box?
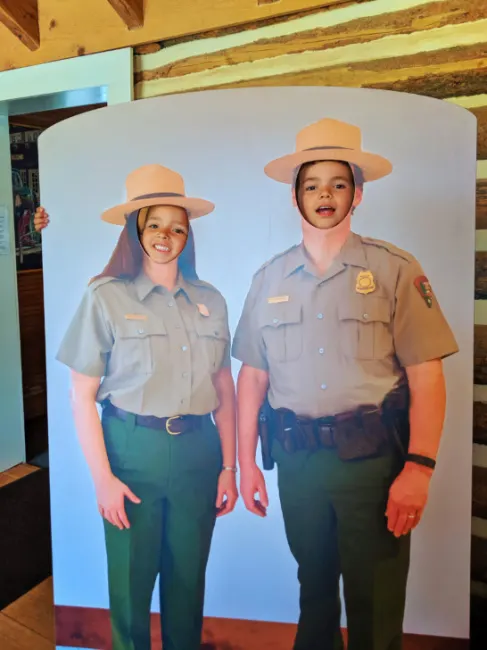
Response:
[101,163,215,226]
[264,117,393,184]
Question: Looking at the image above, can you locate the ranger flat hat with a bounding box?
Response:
[264,118,392,183]
[102,164,215,225]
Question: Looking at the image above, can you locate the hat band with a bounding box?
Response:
[303,146,353,152]
[132,192,185,201]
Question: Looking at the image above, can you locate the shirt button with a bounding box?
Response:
[138,329,144,334]
[168,301,174,307]
[363,313,369,320]
[321,384,327,390]
[319,348,324,354]
[273,318,279,324]
[317,313,324,319]
[182,345,188,352]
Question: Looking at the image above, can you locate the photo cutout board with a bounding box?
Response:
[38,87,476,644]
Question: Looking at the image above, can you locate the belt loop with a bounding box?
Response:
[125,412,137,433]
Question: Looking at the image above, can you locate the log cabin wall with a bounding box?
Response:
[133,0,487,624]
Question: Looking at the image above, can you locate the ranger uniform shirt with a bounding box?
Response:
[56,272,231,417]
[231,231,458,419]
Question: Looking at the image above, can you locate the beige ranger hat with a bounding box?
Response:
[101,164,215,225]
[264,118,393,184]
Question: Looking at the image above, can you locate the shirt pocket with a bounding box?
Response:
[338,295,392,360]
[194,316,230,371]
[259,302,303,363]
[115,319,168,374]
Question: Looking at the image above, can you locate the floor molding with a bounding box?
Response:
[55,605,469,649]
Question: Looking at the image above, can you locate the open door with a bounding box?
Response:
[0,105,25,472]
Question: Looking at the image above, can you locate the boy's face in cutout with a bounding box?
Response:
[294,160,362,230]
[138,205,189,265]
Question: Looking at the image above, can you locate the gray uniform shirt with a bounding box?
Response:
[232,231,458,419]
[56,272,231,417]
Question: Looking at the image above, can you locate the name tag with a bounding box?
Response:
[124,314,148,321]
[267,295,289,304]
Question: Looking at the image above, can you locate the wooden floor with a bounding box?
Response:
[0,463,39,488]
[0,579,55,650]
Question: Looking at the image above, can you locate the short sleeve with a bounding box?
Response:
[218,297,232,369]
[56,286,114,377]
[393,258,459,367]
[231,273,268,371]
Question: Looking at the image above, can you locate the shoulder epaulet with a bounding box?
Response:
[254,244,299,277]
[361,236,415,263]
[88,276,117,291]
[194,278,221,294]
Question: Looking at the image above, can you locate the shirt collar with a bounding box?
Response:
[284,231,368,278]
[133,271,205,304]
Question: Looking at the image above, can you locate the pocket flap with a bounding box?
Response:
[116,317,167,338]
[338,295,391,324]
[259,301,302,328]
[195,316,229,340]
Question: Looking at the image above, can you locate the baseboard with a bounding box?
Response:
[54,605,469,649]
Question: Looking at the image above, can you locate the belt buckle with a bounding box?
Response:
[165,416,181,435]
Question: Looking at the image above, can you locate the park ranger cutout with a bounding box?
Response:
[51,164,238,650]
[232,118,459,650]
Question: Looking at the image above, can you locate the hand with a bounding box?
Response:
[216,470,239,517]
[240,462,269,517]
[385,462,432,537]
[95,473,141,530]
[34,206,49,232]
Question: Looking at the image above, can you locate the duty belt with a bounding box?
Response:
[102,402,209,435]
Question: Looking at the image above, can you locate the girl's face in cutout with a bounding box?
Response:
[138,205,189,265]
[295,160,361,230]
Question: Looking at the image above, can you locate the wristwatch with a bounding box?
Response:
[406,453,436,470]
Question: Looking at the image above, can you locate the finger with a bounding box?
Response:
[118,507,131,529]
[124,487,141,504]
[386,502,400,533]
[393,512,410,538]
[244,496,266,517]
[259,483,269,508]
[111,510,125,530]
[215,488,226,509]
[104,511,117,528]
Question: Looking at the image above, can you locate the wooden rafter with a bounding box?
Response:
[106,0,144,30]
[0,0,39,51]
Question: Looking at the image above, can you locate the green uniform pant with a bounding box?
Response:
[272,440,410,650]
[101,412,222,650]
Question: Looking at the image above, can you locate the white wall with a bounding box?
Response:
[39,87,476,638]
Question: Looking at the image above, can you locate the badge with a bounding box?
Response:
[355,270,376,295]
[197,303,210,317]
[414,275,433,308]
[124,314,148,320]
[267,295,289,304]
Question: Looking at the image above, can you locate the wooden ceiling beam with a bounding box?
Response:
[0,0,39,51]
[106,0,144,30]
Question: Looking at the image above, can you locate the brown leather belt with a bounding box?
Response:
[273,410,336,453]
[102,402,209,435]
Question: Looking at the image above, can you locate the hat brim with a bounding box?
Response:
[101,196,215,226]
[264,148,392,183]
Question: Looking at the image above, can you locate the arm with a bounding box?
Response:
[405,359,446,469]
[70,370,141,530]
[70,371,111,485]
[212,367,238,517]
[386,359,446,537]
[237,364,270,517]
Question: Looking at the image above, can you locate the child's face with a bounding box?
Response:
[295,160,359,230]
[139,205,189,265]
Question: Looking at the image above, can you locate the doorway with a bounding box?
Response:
[9,103,106,467]
[0,48,133,474]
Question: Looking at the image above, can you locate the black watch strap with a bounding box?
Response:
[406,453,436,470]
